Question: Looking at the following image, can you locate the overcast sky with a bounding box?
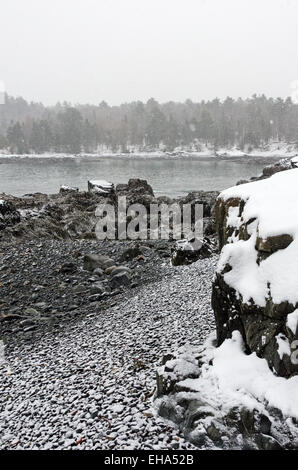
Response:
[0,0,297,105]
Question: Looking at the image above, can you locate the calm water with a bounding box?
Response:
[0,155,279,197]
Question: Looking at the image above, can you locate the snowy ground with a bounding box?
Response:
[0,141,297,159]
[0,256,216,450]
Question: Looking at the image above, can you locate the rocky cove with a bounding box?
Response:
[1,159,298,450]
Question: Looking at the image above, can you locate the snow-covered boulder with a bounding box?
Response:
[87,179,114,195]
[59,185,79,194]
[213,168,298,377]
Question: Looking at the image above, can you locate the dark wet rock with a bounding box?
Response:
[88,293,104,302]
[90,281,105,295]
[119,244,143,262]
[60,262,77,274]
[204,217,216,236]
[171,237,216,266]
[93,268,104,277]
[24,307,40,316]
[236,179,249,186]
[109,272,131,290]
[261,159,291,178]
[83,254,115,272]
[116,178,154,201]
[254,434,283,450]
[178,191,219,218]
[23,325,37,332]
[235,158,293,187]
[110,266,132,276]
[19,319,36,328]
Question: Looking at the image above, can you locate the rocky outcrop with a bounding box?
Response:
[0,200,20,230]
[213,169,298,378]
[0,179,218,250]
[236,158,292,186]
[261,159,292,178]
[116,178,155,209]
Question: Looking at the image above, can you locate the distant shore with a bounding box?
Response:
[0,140,297,161]
[0,151,294,162]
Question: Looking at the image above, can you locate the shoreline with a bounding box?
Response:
[0,150,295,161]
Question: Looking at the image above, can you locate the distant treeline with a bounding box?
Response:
[0,94,298,154]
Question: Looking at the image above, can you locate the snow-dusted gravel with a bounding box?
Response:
[0,256,217,450]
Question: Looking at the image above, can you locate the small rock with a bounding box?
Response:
[90,282,105,295]
[83,254,115,272]
[110,272,131,290]
[93,268,104,277]
[105,266,117,275]
[110,266,132,276]
[60,262,77,274]
[88,294,103,302]
[24,307,39,316]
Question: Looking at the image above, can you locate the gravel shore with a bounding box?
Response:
[0,242,216,450]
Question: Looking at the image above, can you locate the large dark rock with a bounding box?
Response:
[119,243,143,262]
[109,271,131,289]
[171,237,216,266]
[178,191,219,218]
[261,159,291,178]
[116,178,155,208]
[116,178,154,196]
[83,254,115,272]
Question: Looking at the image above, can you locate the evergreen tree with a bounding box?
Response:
[7,121,28,154]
